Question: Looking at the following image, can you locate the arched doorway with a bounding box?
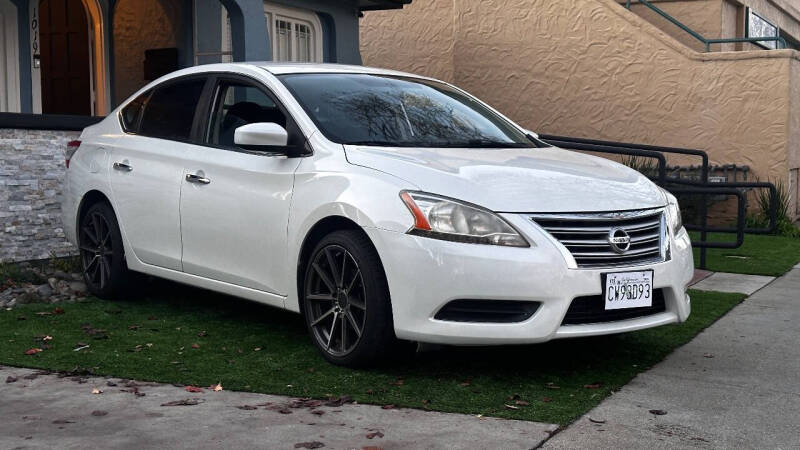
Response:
[39,0,91,115]
[34,0,107,115]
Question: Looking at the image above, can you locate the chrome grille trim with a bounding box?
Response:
[531,209,666,268]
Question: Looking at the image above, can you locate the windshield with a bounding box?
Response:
[278,73,533,148]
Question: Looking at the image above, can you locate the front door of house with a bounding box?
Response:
[39,0,91,115]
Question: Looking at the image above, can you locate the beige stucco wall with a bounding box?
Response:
[359,0,455,82]
[628,0,725,52]
[361,0,799,218]
[112,0,184,102]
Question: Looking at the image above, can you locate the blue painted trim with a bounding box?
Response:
[317,11,335,62]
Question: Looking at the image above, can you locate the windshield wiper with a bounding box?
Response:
[343,140,418,147]
[460,140,531,148]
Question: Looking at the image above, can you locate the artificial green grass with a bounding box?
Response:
[0,281,743,425]
[691,232,800,276]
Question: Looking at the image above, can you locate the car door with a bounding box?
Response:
[178,75,303,295]
[108,76,208,271]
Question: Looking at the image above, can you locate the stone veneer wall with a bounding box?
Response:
[0,129,78,263]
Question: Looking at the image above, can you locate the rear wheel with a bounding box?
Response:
[78,202,129,298]
[303,230,400,367]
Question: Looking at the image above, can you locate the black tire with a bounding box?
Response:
[302,230,401,367]
[78,202,130,298]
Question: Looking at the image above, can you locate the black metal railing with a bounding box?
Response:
[539,134,778,269]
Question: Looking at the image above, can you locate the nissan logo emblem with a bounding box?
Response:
[608,228,631,254]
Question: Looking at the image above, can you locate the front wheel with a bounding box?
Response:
[78,202,130,298]
[303,230,400,367]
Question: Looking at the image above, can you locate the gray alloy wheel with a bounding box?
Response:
[304,244,367,357]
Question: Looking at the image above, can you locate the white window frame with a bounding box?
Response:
[264,2,323,63]
[221,2,322,63]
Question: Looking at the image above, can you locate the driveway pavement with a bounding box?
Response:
[542,267,800,448]
[0,366,556,450]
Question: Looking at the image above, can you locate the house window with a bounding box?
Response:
[221,2,323,63]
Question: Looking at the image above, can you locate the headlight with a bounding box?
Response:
[400,191,530,247]
[663,190,683,233]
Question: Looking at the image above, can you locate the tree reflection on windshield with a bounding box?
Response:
[280,73,533,148]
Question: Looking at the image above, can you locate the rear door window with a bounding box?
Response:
[120,91,150,132]
[139,78,207,141]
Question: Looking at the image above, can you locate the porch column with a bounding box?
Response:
[218,0,270,61]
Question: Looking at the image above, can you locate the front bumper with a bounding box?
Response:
[365,214,694,345]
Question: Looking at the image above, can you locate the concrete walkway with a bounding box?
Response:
[690,271,775,295]
[0,366,557,450]
[542,267,800,449]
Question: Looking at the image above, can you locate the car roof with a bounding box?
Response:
[171,62,428,79]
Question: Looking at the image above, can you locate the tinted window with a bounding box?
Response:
[279,73,532,148]
[120,91,149,132]
[139,78,206,141]
[206,82,286,148]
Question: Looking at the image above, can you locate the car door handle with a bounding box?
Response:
[185,173,211,185]
[113,162,133,172]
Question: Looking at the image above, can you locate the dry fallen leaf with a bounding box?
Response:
[236,405,258,410]
[504,404,520,410]
[589,417,607,424]
[91,410,108,416]
[294,442,324,449]
[210,382,223,392]
[583,383,602,390]
[649,409,668,416]
[366,431,384,439]
[43,335,53,341]
[381,404,395,410]
[185,386,203,393]
[191,343,200,349]
[24,348,43,355]
[6,376,18,383]
[161,398,204,407]
[515,400,530,406]
[91,388,103,394]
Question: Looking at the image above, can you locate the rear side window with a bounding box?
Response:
[139,78,206,141]
[120,91,149,132]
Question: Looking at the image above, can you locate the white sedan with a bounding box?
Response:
[62,63,693,366]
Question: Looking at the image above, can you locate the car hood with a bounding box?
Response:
[343,145,666,213]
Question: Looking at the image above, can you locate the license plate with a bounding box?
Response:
[603,270,653,310]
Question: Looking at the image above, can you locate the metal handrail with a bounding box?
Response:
[540,135,779,269]
[625,0,787,52]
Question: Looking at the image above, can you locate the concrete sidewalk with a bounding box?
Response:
[0,366,556,450]
[542,268,800,448]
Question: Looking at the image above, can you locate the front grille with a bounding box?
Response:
[434,299,541,323]
[531,209,665,268]
[562,289,666,325]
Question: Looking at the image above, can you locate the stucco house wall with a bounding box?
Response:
[361,0,800,219]
[113,0,186,103]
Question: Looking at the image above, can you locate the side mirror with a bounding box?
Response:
[234,122,288,149]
